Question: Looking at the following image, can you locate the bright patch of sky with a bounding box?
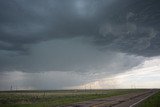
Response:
[72,56,160,89]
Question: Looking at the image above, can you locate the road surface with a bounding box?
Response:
[67,89,158,107]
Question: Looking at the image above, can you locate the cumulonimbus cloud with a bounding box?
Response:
[0,0,159,73]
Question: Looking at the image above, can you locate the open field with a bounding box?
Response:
[0,89,146,107]
[137,90,160,107]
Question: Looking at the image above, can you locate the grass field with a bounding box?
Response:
[137,91,160,107]
[0,89,145,107]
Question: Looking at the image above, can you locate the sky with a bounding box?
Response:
[0,0,160,90]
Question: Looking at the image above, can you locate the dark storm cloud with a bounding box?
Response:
[95,0,160,57]
[2,1,160,90]
[0,0,160,56]
[0,0,160,73]
[0,0,105,53]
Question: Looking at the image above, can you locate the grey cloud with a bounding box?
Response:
[0,0,160,56]
[0,0,100,53]
[0,38,144,73]
[0,0,160,73]
[94,0,160,56]
[2,0,160,90]
[97,22,158,56]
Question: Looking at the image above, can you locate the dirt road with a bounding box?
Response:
[67,89,158,107]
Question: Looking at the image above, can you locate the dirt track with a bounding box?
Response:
[67,89,158,107]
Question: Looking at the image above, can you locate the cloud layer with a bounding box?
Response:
[0,0,160,73]
[1,0,160,89]
[0,0,160,55]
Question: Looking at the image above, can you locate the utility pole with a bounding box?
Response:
[10,85,12,91]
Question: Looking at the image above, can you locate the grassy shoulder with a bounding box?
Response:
[0,89,144,107]
[137,90,160,107]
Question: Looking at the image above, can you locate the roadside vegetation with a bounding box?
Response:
[0,89,144,107]
[137,90,160,107]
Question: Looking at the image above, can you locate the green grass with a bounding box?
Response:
[137,91,160,107]
[0,89,144,107]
